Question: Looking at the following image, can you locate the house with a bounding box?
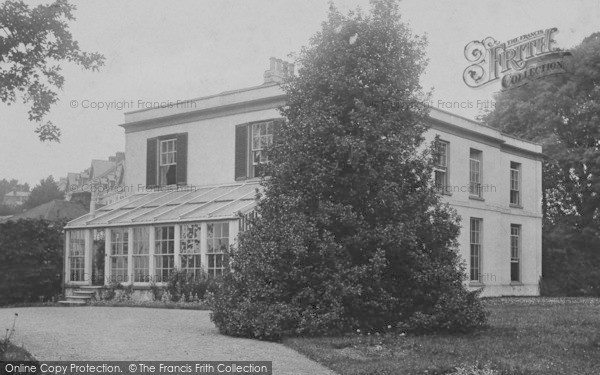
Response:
[3,191,30,207]
[63,58,542,298]
[63,152,126,208]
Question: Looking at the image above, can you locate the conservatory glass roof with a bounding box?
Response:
[65,181,260,229]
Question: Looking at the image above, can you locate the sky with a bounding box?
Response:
[1,0,599,186]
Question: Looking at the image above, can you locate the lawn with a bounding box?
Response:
[283,297,600,375]
[0,340,36,361]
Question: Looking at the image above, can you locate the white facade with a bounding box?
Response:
[65,61,543,297]
[425,111,542,296]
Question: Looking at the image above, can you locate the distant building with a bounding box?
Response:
[63,152,126,208]
[2,191,30,207]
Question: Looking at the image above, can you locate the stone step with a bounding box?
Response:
[58,300,86,306]
[66,295,92,300]
[74,290,97,295]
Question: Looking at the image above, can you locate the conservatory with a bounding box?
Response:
[63,181,259,294]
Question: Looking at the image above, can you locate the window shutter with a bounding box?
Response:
[146,138,157,188]
[176,133,188,186]
[235,124,248,180]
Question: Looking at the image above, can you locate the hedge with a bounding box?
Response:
[0,219,65,305]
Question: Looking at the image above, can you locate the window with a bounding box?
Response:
[510,162,521,206]
[110,228,129,283]
[146,133,187,188]
[235,119,282,180]
[470,218,482,282]
[469,149,482,197]
[207,222,229,277]
[510,224,521,282]
[180,224,202,278]
[433,140,449,194]
[133,227,150,282]
[69,230,85,282]
[159,139,177,186]
[252,121,274,168]
[155,226,175,282]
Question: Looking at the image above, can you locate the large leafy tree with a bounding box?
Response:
[0,0,104,141]
[211,0,487,340]
[483,33,600,238]
[483,33,600,295]
[24,175,64,209]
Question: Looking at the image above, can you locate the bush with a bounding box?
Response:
[211,0,487,340]
[166,270,217,302]
[0,219,65,305]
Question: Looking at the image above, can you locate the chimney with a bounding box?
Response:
[263,57,294,84]
[89,194,96,217]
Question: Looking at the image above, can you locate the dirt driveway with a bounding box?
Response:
[0,307,336,375]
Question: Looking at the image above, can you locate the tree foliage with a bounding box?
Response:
[483,33,600,234]
[483,32,600,295]
[211,0,487,340]
[0,0,105,141]
[24,175,64,209]
[0,219,65,305]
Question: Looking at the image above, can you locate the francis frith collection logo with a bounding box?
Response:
[463,27,571,90]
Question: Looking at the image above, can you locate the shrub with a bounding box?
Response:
[166,270,218,302]
[0,219,65,305]
[100,281,122,301]
[211,0,487,340]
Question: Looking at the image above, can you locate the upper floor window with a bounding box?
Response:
[252,121,274,166]
[146,133,188,188]
[433,140,449,194]
[510,162,521,206]
[235,119,282,180]
[159,139,177,186]
[469,149,482,198]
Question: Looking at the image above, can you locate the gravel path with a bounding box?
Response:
[0,307,336,375]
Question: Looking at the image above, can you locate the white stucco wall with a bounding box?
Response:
[425,124,543,296]
[124,107,281,190]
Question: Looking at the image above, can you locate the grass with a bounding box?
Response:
[0,340,36,361]
[1,313,36,361]
[283,297,600,375]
